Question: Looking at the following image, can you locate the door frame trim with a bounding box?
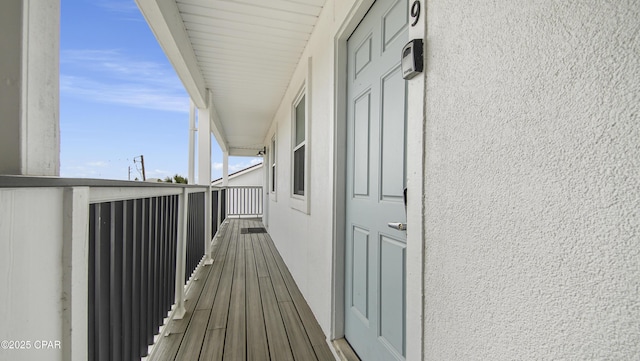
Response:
[330,1,426,360]
[331,0,376,342]
[404,1,426,360]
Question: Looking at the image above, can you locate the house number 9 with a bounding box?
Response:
[410,0,420,27]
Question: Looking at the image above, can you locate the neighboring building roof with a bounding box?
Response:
[211,162,262,185]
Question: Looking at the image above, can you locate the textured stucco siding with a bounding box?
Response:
[423,1,640,360]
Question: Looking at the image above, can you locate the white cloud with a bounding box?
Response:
[61,160,117,179]
[95,1,139,14]
[94,1,143,21]
[61,49,189,113]
[86,161,108,167]
[146,169,174,179]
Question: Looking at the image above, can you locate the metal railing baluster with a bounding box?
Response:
[88,205,96,360]
[123,200,133,361]
[97,203,111,361]
[139,198,149,357]
[132,199,142,360]
[85,187,213,360]
[222,186,264,218]
[110,202,123,361]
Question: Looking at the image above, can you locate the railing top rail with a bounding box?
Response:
[221,185,264,189]
[0,175,209,189]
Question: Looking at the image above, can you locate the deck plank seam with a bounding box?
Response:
[261,230,329,356]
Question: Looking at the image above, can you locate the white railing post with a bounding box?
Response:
[174,188,188,319]
[217,188,223,228]
[204,187,213,265]
[188,100,196,183]
[62,187,90,361]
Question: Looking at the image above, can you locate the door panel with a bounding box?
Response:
[353,92,371,197]
[352,226,370,320]
[380,66,406,200]
[379,235,406,356]
[383,0,408,50]
[355,37,373,77]
[345,0,408,360]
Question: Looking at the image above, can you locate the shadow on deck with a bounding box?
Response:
[148,218,335,361]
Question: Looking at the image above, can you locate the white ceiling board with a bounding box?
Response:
[197,59,297,75]
[192,40,304,58]
[178,1,318,24]
[179,6,317,32]
[201,0,323,16]
[190,35,307,54]
[183,17,312,41]
[140,0,327,156]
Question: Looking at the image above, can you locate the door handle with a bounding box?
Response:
[387,222,407,231]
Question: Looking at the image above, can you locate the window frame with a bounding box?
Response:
[269,133,277,202]
[289,60,311,214]
[292,90,306,197]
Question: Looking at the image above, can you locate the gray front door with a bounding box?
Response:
[345,0,408,360]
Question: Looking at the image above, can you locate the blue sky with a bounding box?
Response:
[60,0,261,181]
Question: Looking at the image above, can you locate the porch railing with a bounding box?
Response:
[0,177,225,361]
[0,178,264,361]
[87,186,212,361]
[224,186,263,217]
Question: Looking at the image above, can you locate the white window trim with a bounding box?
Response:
[290,57,312,214]
[269,132,277,202]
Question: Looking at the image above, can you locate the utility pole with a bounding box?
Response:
[128,166,131,180]
[133,155,147,181]
[140,155,146,181]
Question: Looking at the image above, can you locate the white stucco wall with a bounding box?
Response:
[422,1,640,360]
[264,0,364,338]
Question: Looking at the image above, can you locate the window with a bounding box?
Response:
[293,94,306,196]
[270,136,276,193]
[289,57,311,214]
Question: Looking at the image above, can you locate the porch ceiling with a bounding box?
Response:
[136,0,325,156]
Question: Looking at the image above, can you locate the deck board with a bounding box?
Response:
[280,301,319,361]
[147,218,335,361]
[259,275,295,361]
[196,222,232,311]
[245,232,270,361]
[174,309,209,360]
[199,328,225,361]
[207,221,237,330]
[264,233,328,348]
[223,221,247,361]
[257,232,292,303]
[149,262,213,361]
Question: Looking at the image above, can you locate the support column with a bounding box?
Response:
[197,94,213,264]
[173,189,189,319]
[197,106,211,186]
[188,100,196,184]
[0,0,60,176]
[222,152,229,187]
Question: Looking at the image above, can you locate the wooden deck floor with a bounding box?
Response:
[148,218,335,361]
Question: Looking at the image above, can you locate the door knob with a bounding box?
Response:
[387,222,407,231]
